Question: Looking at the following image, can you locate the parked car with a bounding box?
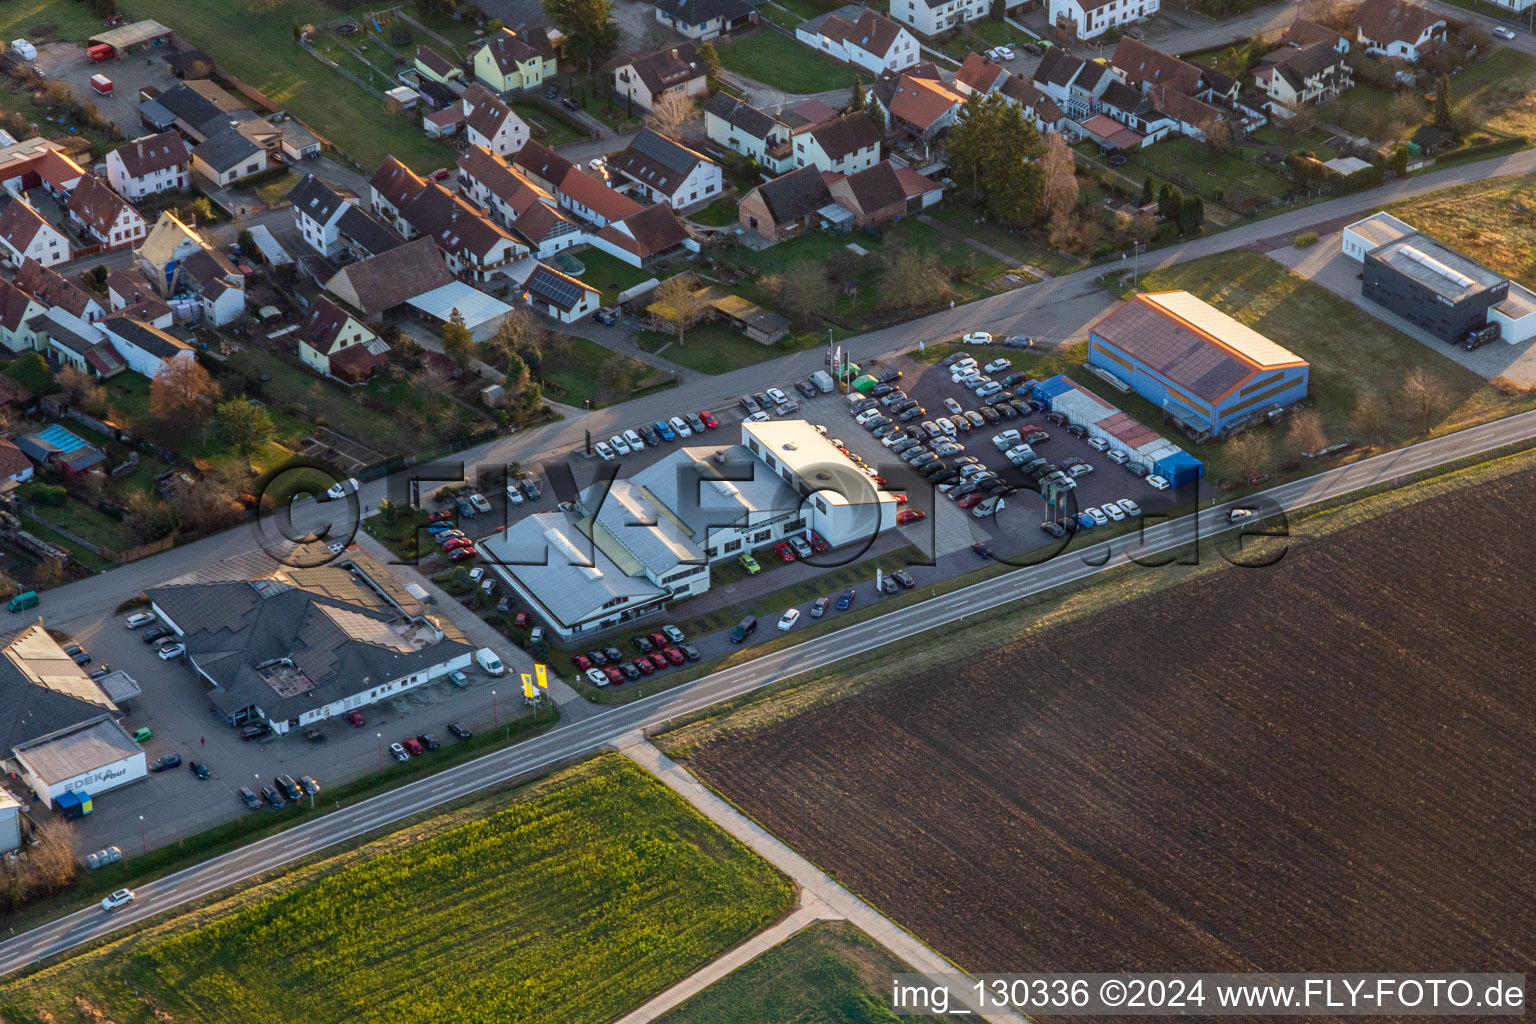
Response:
[345,710,366,727]
[1118,498,1143,517]
[638,423,661,446]
[142,626,173,645]
[401,737,426,756]
[158,643,186,661]
[738,552,760,574]
[1087,436,1110,451]
[777,608,801,631]
[150,754,182,773]
[678,643,701,662]
[239,786,261,810]
[189,760,210,779]
[1107,449,1130,465]
[390,742,409,761]
[1493,24,1516,39]
[449,721,472,739]
[654,419,677,441]
[520,478,542,502]
[261,785,286,808]
[699,409,718,429]
[1146,474,1171,490]
[125,611,156,629]
[836,588,856,610]
[728,615,758,644]
[593,308,617,325]
[962,331,993,345]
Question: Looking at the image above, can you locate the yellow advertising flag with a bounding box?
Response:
[535,663,548,689]
[521,675,535,700]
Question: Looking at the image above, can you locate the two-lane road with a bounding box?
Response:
[4,406,1535,978]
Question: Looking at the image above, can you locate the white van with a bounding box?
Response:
[474,648,506,677]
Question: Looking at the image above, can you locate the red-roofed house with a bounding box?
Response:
[462,83,530,157]
[66,175,147,249]
[105,131,192,199]
[34,149,87,200]
[878,73,962,144]
[827,160,942,226]
[593,204,696,268]
[797,9,920,75]
[297,296,390,383]
[954,52,1009,96]
[521,263,600,323]
[0,200,69,267]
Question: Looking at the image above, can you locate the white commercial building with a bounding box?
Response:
[740,418,898,546]
[1341,211,1416,262]
[14,719,147,811]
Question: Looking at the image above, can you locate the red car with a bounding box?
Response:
[513,610,531,627]
[772,541,796,563]
[442,536,474,550]
[647,631,668,649]
[893,493,908,505]
[572,653,592,671]
[699,409,718,429]
[401,737,426,756]
[603,665,625,685]
[808,530,830,552]
[633,656,655,675]
[897,509,926,524]
[647,651,669,671]
[449,546,478,561]
[345,711,365,727]
[663,645,685,666]
[427,510,455,523]
[958,492,985,509]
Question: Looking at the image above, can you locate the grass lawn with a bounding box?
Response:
[239,171,301,207]
[514,101,587,147]
[1134,251,1536,483]
[22,491,140,553]
[0,0,99,43]
[716,29,867,94]
[1318,83,1412,144]
[1450,46,1536,137]
[536,334,677,408]
[573,248,673,306]
[690,198,739,226]
[0,755,794,1024]
[1386,174,1536,289]
[363,502,432,561]
[659,921,950,1024]
[1248,123,1339,160]
[103,0,455,172]
[1131,138,1290,208]
[929,204,1084,276]
[639,324,790,374]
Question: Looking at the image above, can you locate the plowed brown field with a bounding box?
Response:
[687,470,1536,978]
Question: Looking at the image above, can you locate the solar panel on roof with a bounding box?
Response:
[530,268,586,309]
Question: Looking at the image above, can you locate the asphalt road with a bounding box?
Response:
[5,404,1535,978]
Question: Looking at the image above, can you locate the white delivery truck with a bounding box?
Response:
[811,370,835,393]
[474,647,506,676]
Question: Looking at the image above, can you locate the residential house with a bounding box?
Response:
[271,117,323,161]
[0,438,33,483]
[877,72,962,148]
[1000,76,1069,132]
[36,309,123,379]
[0,278,47,355]
[0,200,69,267]
[182,249,246,325]
[323,236,455,319]
[290,174,404,260]
[191,128,269,186]
[653,0,758,38]
[105,131,191,199]
[456,146,583,257]
[1282,18,1351,53]
[17,259,105,323]
[1047,0,1159,41]
[137,212,246,325]
[1255,41,1354,113]
[34,150,87,201]
[797,9,920,76]
[398,182,528,282]
[154,80,246,143]
[1032,48,1115,121]
[514,141,646,228]
[97,315,194,378]
[704,93,795,174]
[954,51,1010,97]
[737,165,836,241]
[1351,0,1446,61]
[424,106,467,139]
[521,263,600,323]
[414,45,465,86]
[297,296,390,383]
[592,204,696,267]
[369,156,429,234]
[472,28,556,93]
[793,111,881,174]
[66,176,147,250]
[608,130,722,212]
[462,84,530,157]
[888,0,988,37]
[827,160,941,226]
[105,268,174,326]
[613,43,708,111]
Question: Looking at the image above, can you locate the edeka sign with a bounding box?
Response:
[59,757,139,797]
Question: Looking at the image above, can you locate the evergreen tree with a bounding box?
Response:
[1433,74,1454,135]
[1140,175,1153,206]
[850,78,866,111]
[946,93,1046,227]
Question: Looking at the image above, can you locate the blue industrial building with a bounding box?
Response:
[1086,291,1310,437]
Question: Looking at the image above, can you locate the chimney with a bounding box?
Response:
[671,48,679,59]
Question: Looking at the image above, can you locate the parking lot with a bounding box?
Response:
[48,610,526,854]
[36,40,184,141]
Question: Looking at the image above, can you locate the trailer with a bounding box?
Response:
[90,74,113,96]
[87,43,116,63]
[9,39,36,61]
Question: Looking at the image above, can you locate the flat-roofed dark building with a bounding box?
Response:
[1362,234,1508,343]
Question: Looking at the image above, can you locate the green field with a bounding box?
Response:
[0,756,794,1024]
[660,921,955,1024]
[640,323,811,374]
[1387,175,1536,289]
[716,30,867,94]
[1131,137,1290,209]
[533,334,677,408]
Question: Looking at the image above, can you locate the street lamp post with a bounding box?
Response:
[138,815,146,855]
[376,733,382,771]
[491,689,498,727]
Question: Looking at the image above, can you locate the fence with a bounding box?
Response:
[26,512,176,564]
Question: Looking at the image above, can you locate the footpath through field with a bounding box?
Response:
[4,408,1536,981]
[614,734,1029,1023]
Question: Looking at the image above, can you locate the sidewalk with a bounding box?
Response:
[614,893,838,1023]
[617,735,1028,1024]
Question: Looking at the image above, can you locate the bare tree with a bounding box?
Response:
[55,366,103,411]
[1351,391,1388,442]
[644,92,698,138]
[772,260,834,326]
[1286,408,1328,454]
[881,246,954,310]
[1204,117,1233,154]
[1401,367,1445,434]
[1224,431,1270,484]
[1041,131,1078,249]
[149,359,222,429]
[648,274,710,343]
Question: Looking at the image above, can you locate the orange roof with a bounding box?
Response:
[888,75,961,131]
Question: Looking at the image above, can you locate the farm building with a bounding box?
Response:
[1086,291,1310,436]
[1,623,146,813]
[87,19,172,59]
[1344,213,1514,344]
[146,546,475,735]
[1033,375,1203,486]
